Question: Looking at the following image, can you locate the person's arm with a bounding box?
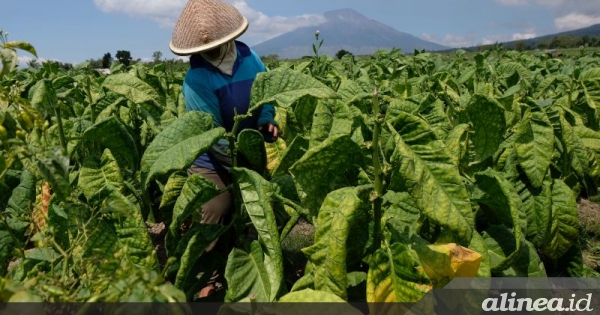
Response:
[182,71,224,128]
[256,105,279,142]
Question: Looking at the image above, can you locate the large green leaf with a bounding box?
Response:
[473,168,525,272]
[237,129,267,175]
[28,79,57,114]
[465,94,507,162]
[482,225,546,277]
[140,111,225,190]
[277,289,358,304]
[165,174,220,255]
[271,136,309,178]
[417,94,452,140]
[541,179,580,260]
[174,224,230,294]
[444,123,471,169]
[158,171,188,225]
[0,230,14,277]
[34,149,71,201]
[514,106,554,189]
[335,104,361,135]
[575,125,600,153]
[4,170,36,238]
[3,40,38,58]
[82,116,139,170]
[386,111,474,243]
[0,49,18,76]
[230,167,285,302]
[336,78,371,106]
[78,148,123,202]
[249,68,340,111]
[548,106,594,184]
[520,177,553,250]
[366,242,432,303]
[301,185,372,300]
[381,191,422,238]
[288,134,363,222]
[102,73,161,105]
[225,242,272,302]
[82,187,157,275]
[309,101,334,149]
[6,170,36,217]
[578,68,600,129]
[48,203,91,254]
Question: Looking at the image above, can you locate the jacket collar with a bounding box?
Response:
[190,40,251,75]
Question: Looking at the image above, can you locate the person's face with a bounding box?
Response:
[204,46,222,59]
[203,42,229,59]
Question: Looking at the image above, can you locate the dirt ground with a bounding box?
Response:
[578,198,600,272]
[146,222,168,269]
[578,199,600,232]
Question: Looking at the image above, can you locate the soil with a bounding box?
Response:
[146,221,168,270]
[578,198,600,233]
[578,198,600,272]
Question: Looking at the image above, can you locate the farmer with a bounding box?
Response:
[169,0,279,298]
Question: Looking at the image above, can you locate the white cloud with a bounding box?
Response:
[93,0,187,28]
[420,33,477,48]
[93,0,326,45]
[481,34,512,45]
[511,29,537,40]
[554,13,600,31]
[494,0,563,7]
[479,29,536,45]
[17,56,59,68]
[226,0,326,44]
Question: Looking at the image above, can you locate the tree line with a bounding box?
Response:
[479,35,600,52]
[87,50,185,68]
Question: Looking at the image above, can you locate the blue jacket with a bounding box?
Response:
[182,40,277,171]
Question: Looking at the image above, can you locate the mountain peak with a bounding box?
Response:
[252,8,449,59]
[323,8,367,21]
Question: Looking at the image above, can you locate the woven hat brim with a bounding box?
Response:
[169,17,249,56]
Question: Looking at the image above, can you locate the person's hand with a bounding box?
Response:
[258,123,278,142]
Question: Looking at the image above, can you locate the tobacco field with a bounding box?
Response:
[1,31,600,306]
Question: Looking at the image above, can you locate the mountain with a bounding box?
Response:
[439,23,600,52]
[504,23,600,49]
[251,9,449,59]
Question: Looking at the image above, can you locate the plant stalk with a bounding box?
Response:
[54,104,67,155]
[227,108,248,247]
[372,88,383,251]
[85,76,95,123]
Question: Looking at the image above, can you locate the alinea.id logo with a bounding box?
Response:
[482,292,594,312]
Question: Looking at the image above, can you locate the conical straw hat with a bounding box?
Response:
[170,0,249,56]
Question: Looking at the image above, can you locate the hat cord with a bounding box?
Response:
[215,42,230,68]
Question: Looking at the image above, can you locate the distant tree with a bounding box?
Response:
[102,52,112,68]
[26,59,40,69]
[335,49,353,59]
[116,50,132,66]
[260,54,279,63]
[515,40,526,52]
[87,58,103,69]
[582,35,591,47]
[58,62,73,70]
[152,51,163,63]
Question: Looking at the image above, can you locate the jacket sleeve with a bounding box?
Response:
[257,104,278,127]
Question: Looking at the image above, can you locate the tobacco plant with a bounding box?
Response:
[1,31,600,306]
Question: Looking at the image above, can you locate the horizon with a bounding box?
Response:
[4,0,600,66]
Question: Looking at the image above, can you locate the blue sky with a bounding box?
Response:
[4,0,600,66]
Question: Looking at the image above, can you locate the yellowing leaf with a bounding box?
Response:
[414,243,482,288]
